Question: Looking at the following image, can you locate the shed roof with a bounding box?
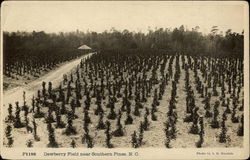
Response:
[78,45,92,50]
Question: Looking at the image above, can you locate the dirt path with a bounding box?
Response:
[1,52,95,116]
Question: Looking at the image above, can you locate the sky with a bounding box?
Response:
[1,1,248,34]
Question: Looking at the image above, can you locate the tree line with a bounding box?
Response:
[3,25,243,78]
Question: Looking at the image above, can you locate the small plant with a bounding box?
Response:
[60,97,67,115]
[105,121,113,148]
[168,117,177,139]
[189,107,199,134]
[237,115,244,136]
[14,102,25,128]
[239,98,244,111]
[204,97,212,118]
[219,112,229,143]
[5,124,14,147]
[96,112,106,130]
[94,103,104,115]
[107,103,117,120]
[225,98,231,114]
[45,107,56,123]
[151,108,157,121]
[26,139,33,148]
[113,110,124,137]
[133,102,140,117]
[23,103,33,133]
[70,139,76,148]
[55,106,66,128]
[165,135,171,148]
[196,117,204,148]
[6,104,14,123]
[125,108,133,125]
[138,121,144,146]
[86,135,94,148]
[131,131,139,148]
[42,81,46,97]
[231,104,239,123]
[70,99,78,119]
[142,113,149,131]
[34,100,45,118]
[32,118,40,141]
[211,101,220,128]
[48,82,53,98]
[83,109,91,124]
[32,96,35,113]
[64,112,77,136]
[47,122,59,148]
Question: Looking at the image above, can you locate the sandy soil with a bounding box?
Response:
[1,53,94,117]
[2,54,243,148]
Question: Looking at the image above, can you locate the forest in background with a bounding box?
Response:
[3,25,244,68]
[2,25,245,149]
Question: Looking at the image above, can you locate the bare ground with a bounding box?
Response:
[2,54,243,148]
[2,53,94,118]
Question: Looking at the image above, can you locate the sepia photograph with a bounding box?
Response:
[0,1,249,159]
